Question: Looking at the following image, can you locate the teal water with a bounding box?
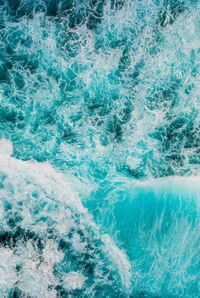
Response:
[0,0,199,297]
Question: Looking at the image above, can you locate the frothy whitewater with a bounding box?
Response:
[0,1,199,297]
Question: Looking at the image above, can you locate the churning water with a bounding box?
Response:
[0,0,199,297]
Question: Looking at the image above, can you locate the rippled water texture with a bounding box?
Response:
[0,0,199,297]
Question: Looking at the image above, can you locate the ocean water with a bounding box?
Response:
[0,0,199,297]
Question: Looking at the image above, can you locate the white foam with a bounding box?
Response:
[0,248,18,288]
[0,139,13,156]
[0,139,85,214]
[62,272,86,291]
[102,234,132,291]
[0,138,131,294]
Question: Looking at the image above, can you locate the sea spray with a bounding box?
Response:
[0,139,130,297]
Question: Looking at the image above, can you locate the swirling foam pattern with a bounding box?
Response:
[0,0,199,297]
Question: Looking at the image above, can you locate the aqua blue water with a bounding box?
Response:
[0,0,199,297]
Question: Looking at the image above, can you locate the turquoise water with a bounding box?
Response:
[0,0,199,297]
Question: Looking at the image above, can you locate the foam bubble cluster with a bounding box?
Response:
[0,0,199,182]
[0,145,130,297]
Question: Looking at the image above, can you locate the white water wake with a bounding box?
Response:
[0,139,131,297]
